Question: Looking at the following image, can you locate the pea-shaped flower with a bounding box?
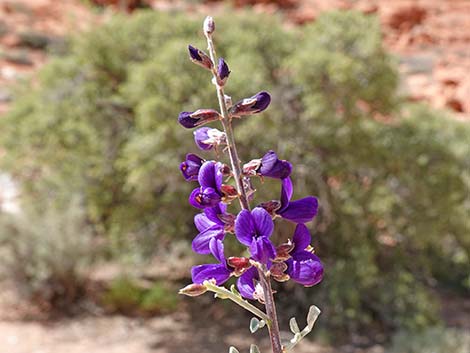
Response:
[243,150,292,179]
[286,224,323,286]
[235,207,276,264]
[180,153,205,181]
[189,161,224,209]
[191,238,232,286]
[276,177,319,224]
[192,203,229,254]
[194,127,226,151]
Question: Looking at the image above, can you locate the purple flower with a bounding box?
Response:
[194,127,226,151]
[192,203,228,254]
[235,207,276,264]
[243,150,292,179]
[230,91,271,117]
[237,266,264,301]
[178,109,221,129]
[277,177,319,223]
[191,238,232,285]
[286,224,323,286]
[180,153,205,181]
[189,161,223,209]
[188,45,213,70]
[217,58,230,86]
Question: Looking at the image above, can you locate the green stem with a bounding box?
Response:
[204,281,270,323]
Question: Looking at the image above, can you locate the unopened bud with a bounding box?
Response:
[230,91,271,117]
[203,16,215,36]
[188,45,213,70]
[179,283,207,297]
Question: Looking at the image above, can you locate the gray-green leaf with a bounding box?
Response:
[229,347,240,353]
[306,305,321,330]
[250,317,260,333]
[250,344,261,353]
[289,317,300,334]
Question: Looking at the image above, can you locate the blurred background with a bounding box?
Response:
[0,1,469,352]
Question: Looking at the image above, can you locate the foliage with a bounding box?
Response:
[101,276,178,314]
[0,197,96,311]
[387,327,470,353]
[1,9,468,338]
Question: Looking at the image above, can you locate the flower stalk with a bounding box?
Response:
[178,16,323,353]
[204,29,250,211]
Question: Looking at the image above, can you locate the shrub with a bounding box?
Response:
[1,9,468,338]
[101,276,178,314]
[0,197,96,312]
[387,327,470,353]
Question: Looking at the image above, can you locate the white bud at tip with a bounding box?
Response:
[204,16,215,36]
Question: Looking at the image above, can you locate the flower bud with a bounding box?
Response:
[203,16,215,36]
[230,91,271,117]
[178,109,221,129]
[217,58,230,86]
[270,262,290,282]
[221,184,239,202]
[193,127,226,150]
[227,256,251,276]
[179,283,207,297]
[188,45,213,70]
[259,200,282,216]
[258,151,292,179]
[180,153,205,181]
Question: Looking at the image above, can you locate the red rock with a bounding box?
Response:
[386,5,427,31]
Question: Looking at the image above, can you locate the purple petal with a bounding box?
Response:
[259,151,292,179]
[237,267,258,300]
[279,177,293,212]
[209,238,226,264]
[251,207,274,238]
[194,213,216,232]
[192,224,224,254]
[194,127,212,150]
[180,153,204,181]
[198,161,223,190]
[204,203,227,226]
[188,45,202,61]
[178,111,197,129]
[252,91,271,112]
[217,58,230,81]
[286,252,323,287]
[191,264,231,285]
[280,196,319,224]
[249,236,276,264]
[234,209,256,246]
[189,187,221,209]
[292,224,311,253]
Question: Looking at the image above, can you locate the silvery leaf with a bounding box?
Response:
[306,305,321,330]
[250,317,260,333]
[250,344,261,353]
[229,347,240,353]
[289,317,300,334]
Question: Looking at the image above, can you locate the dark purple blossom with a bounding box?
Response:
[276,177,319,224]
[192,203,228,254]
[243,150,292,179]
[230,91,271,117]
[217,58,230,85]
[188,45,213,70]
[235,207,276,264]
[194,127,226,151]
[191,238,232,285]
[180,153,205,181]
[237,266,263,301]
[189,161,224,209]
[286,224,323,286]
[178,109,221,129]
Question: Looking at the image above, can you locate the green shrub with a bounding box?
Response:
[0,197,96,311]
[1,9,468,339]
[387,327,470,353]
[101,276,178,314]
